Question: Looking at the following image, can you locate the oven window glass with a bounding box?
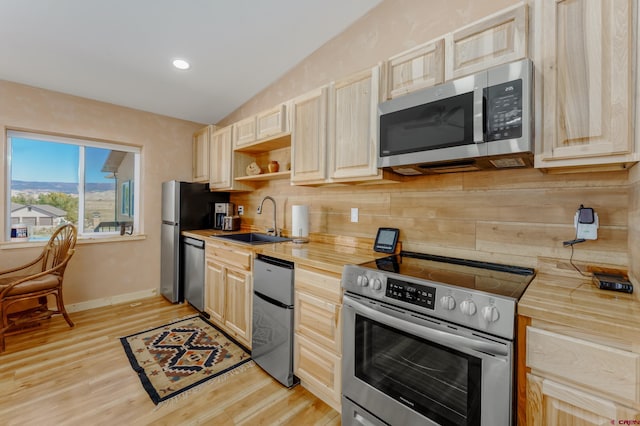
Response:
[379,92,474,157]
[355,314,481,426]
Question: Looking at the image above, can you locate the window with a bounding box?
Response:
[6,131,140,241]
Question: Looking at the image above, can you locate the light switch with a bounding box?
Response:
[351,207,358,223]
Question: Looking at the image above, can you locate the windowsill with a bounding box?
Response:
[0,234,147,249]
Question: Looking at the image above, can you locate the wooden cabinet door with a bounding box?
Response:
[224,267,252,347]
[445,3,527,80]
[295,291,342,353]
[526,374,640,426]
[387,38,445,98]
[205,259,225,325]
[294,333,341,411]
[232,116,257,148]
[256,104,289,140]
[328,66,381,181]
[209,126,254,192]
[527,326,640,404]
[209,125,233,190]
[295,266,343,304]
[192,125,212,182]
[291,86,329,184]
[535,0,636,168]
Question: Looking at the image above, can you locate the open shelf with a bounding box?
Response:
[233,134,291,154]
[235,170,291,181]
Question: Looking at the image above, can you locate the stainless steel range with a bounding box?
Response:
[341,251,535,426]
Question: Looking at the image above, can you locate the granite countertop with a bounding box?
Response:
[182,229,389,275]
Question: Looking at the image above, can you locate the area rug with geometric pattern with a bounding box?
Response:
[120,315,253,405]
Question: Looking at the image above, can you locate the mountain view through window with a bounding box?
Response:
[7,131,139,240]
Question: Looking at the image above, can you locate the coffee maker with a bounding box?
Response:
[213,203,235,230]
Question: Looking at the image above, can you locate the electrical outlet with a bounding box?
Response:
[351,207,359,223]
[238,205,244,216]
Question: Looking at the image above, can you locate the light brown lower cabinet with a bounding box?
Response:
[204,242,253,349]
[295,334,342,410]
[524,323,640,425]
[526,374,640,426]
[293,265,342,412]
[222,267,252,344]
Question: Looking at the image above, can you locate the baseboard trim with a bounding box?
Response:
[66,288,158,313]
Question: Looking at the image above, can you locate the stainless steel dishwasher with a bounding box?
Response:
[182,236,205,312]
[252,254,299,388]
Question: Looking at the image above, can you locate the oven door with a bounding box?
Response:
[342,294,513,426]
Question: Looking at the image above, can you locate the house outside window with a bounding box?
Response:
[6,130,140,241]
[11,203,66,226]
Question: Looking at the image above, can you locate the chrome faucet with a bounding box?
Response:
[257,196,278,236]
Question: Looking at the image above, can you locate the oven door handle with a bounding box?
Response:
[345,296,509,357]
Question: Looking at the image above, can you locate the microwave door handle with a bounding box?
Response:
[482,92,487,142]
[474,74,487,144]
[346,296,509,357]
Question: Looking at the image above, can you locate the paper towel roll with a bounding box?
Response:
[291,205,309,242]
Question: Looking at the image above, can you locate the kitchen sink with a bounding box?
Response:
[212,232,292,245]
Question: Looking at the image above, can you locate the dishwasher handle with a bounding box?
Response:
[183,237,205,249]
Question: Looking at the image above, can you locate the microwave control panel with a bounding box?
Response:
[484,79,523,142]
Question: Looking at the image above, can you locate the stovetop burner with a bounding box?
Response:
[359,251,535,300]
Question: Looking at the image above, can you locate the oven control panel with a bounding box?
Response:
[341,264,520,340]
[385,278,436,310]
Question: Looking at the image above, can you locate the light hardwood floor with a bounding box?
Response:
[0,296,340,425]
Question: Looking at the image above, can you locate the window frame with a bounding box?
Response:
[6,130,141,241]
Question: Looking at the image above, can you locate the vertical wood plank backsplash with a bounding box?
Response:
[231,168,629,268]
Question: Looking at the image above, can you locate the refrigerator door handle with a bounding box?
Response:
[254,291,292,309]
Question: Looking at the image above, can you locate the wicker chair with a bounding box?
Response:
[0,224,77,352]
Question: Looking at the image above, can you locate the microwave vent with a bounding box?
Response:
[489,157,526,168]
[419,160,480,174]
[391,167,423,176]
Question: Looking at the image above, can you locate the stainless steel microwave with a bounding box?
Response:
[378,58,533,175]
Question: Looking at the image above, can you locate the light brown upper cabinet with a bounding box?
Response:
[445,3,527,80]
[328,65,398,183]
[209,125,253,192]
[291,86,329,184]
[232,103,290,150]
[386,38,445,99]
[192,125,213,182]
[256,104,289,140]
[232,116,257,149]
[534,0,638,171]
[227,103,292,187]
[329,66,380,180]
[291,67,400,186]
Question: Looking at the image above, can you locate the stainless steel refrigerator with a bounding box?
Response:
[160,181,229,303]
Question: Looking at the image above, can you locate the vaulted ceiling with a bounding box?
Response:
[0,0,383,124]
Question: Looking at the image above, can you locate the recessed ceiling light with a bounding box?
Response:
[172,59,190,70]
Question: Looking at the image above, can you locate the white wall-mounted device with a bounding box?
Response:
[574,205,598,240]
